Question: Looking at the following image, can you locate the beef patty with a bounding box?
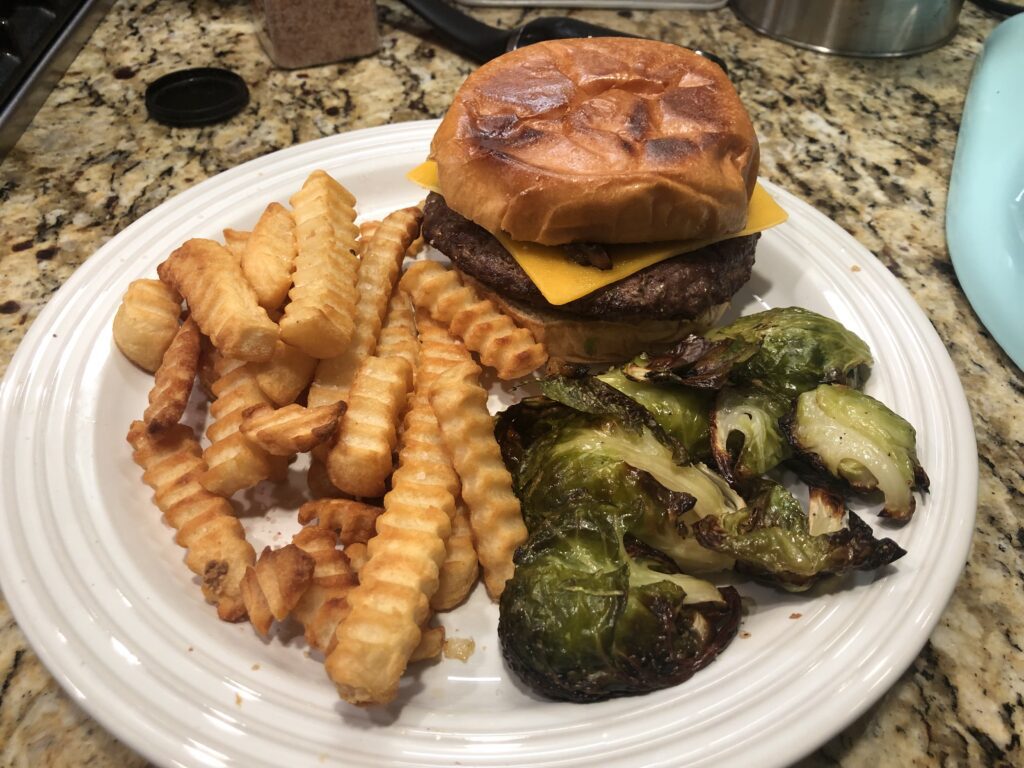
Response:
[422,192,758,321]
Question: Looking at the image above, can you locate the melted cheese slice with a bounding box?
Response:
[407,161,788,306]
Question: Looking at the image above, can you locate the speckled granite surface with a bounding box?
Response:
[1,1,1020,766]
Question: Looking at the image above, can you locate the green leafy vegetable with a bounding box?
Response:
[708,307,873,395]
[783,384,929,521]
[495,398,741,701]
[499,517,741,702]
[710,385,792,485]
[598,367,713,459]
[693,479,905,591]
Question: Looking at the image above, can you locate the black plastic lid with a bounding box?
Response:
[145,68,249,127]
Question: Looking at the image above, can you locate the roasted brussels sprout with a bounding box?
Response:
[496,391,737,572]
[708,307,873,394]
[693,479,905,591]
[624,308,873,396]
[783,384,929,520]
[500,517,741,702]
[710,385,792,485]
[598,367,713,459]
[622,334,758,390]
[496,396,742,701]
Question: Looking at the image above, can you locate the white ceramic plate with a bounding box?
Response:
[0,120,976,768]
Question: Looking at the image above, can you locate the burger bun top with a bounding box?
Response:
[430,38,760,246]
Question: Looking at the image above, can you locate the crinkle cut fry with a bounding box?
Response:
[201,363,289,496]
[309,206,422,406]
[298,498,383,545]
[222,228,250,261]
[126,421,255,621]
[414,319,478,609]
[112,278,182,373]
[249,340,317,407]
[432,500,479,611]
[157,238,279,363]
[240,402,344,456]
[401,260,547,379]
[291,527,358,652]
[144,316,200,433]
[326,355,413,498]
[325,361,458,705]
[240,544,315,636]
[241,202,297,312]
[374,289,419,374]
[279,171,360,359]
[428,362,527,599]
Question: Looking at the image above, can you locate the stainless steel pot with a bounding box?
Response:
[730,0,964,57]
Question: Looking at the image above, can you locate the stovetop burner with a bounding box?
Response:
[0,0,112,159]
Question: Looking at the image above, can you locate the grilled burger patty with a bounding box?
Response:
[422,192,759,321]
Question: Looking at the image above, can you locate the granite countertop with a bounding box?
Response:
[1,0,1020,765]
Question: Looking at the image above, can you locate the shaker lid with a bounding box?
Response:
[145,68,249,126]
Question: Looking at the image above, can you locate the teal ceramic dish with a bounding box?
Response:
[946,14,1024,371]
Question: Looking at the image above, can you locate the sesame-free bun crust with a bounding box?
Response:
[431,38,760,246]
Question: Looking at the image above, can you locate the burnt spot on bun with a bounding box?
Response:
[645,137,700,165]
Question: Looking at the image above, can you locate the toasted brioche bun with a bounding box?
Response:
[463,274,728,363]
[431,38,759,246]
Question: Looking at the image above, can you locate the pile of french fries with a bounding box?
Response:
[115,170,548,706]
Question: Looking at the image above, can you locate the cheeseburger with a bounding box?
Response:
[419,38,774,362]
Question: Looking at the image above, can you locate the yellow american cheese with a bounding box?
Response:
[406,161,788,306]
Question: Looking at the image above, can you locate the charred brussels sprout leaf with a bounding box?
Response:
[539,375,685,460]
[598,368,713,460]
[708,307,873,395]
[623,335,758,389]
[783,384,929,521]
[693,480,905,591]
[710,385,792,485]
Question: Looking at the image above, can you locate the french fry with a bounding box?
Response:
[415,315,475,377]
[308,207,422,407]
[343,542,368,574]
[201,364,289,496]
[357,220,380,251]
[361,219,423,258]
[222,228,250,261]
[196,335,221,399]
[326,355,413,498]
[401,260,548,379]
[428,362,527,599]
[374,289,419,373]
[325,377,456,704]
[291,527,358,652]
[127,421,255,621]
[240,544,315,636]
[143,317,200,433]
[324,344,458,703]
[112,279,182,372]
[241,202,296,312]
[279,172,360,358]
[240,402,344,455]
[157,238,279,362]
[248,340,317,406]
[298,498,382,545]
[432,501,479,611]
[409,625,445,663]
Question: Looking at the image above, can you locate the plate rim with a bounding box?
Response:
[0,119,977,768]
